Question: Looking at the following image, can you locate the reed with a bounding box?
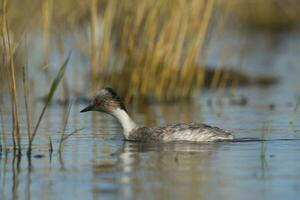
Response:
[56,35,70,103]
[58,101,73,152]
[0,65,6,153]
[48,136,53,153]
[0,133,1,154]
[27,52,71,155]
[260,119,271,170]
[41,0,54,86]
[89,0,99,81]
[208,46,228,102]
[2,0,296,104]
[1,0,21,152]
[86,0,217,102]
[0,105,6,152]
[58,100,84,153]
[22,64,31,147]
[289,96,300,125]
[59,128,83,152]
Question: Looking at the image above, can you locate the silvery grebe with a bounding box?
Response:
[80,88,234,142]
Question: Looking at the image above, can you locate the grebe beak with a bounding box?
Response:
[80,105,93,113]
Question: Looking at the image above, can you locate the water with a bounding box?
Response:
[1,80,300,200]
[1,30,300,200]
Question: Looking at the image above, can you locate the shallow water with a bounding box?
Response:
[1,79,300,200]
[1,29,300,199]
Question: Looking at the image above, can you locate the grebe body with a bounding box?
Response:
[80,88,234,142]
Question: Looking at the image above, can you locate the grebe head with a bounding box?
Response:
[80,87,136,138]
[80,87,127,114]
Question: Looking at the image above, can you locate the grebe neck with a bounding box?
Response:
[111,108,137,139]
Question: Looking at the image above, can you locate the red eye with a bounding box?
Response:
[95,99,101,106]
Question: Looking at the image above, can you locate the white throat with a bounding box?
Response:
[111,108,137,139]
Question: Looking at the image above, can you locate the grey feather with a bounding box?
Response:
[127,123,234,142]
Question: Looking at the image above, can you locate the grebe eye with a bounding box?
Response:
[95,99,101,106]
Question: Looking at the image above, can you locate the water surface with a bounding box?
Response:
[1,30,300,200]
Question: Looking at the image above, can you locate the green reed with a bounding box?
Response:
[289,96,300,126]
[58,101,84,153]
[260,118,272,171]
[59,128,83,153]
[27,52,71,155]
[58,101,73,152]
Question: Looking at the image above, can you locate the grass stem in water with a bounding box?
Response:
[27,51,71,155]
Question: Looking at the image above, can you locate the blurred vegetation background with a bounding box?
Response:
[1,0,300,103]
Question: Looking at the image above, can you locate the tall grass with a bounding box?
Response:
[22,64,31,149]
[3,0,298,103]
[1,0,21,152]
[89,0,216,102]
